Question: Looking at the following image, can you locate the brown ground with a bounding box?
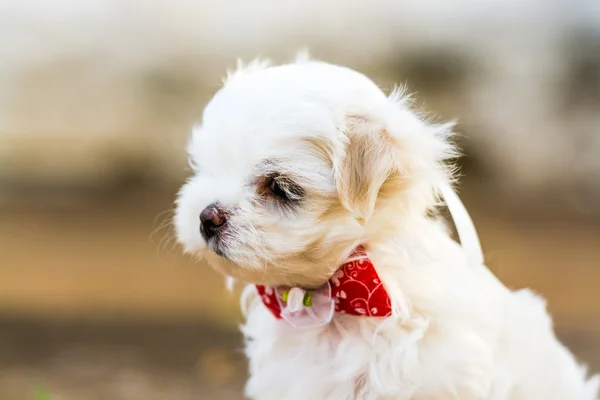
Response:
[0,180,599,399]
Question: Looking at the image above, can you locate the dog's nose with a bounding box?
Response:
[200,203,227,240]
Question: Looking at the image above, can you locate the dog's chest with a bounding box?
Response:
[242,309,406,400]
[242,301,505,400]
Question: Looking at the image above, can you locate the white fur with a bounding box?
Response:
[175,58,599,399]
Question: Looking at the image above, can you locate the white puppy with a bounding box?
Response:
[175,57,599,399]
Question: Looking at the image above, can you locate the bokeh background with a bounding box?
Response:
[1,1,599,399]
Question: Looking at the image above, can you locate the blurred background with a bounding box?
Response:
[0,1,599,399]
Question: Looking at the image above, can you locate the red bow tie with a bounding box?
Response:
[256,247,392,321]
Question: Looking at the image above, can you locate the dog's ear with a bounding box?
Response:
[335,91,457,222]
[335,115,402,221]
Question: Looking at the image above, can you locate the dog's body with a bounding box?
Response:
[175,58,598,399]
[242,225,595,399]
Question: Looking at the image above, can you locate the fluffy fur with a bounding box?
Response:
[175,57,599,399]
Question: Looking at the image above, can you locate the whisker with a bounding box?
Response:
[157,230,179,259]
[150,208,183,262]
[150,208,176,245]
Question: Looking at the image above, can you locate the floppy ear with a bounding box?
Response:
[335,91,457,222]
[335,115,403,221]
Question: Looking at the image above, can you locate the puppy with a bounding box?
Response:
[175,57,599,399]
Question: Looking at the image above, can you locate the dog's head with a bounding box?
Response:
[175,58,456,287]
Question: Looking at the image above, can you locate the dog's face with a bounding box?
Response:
[175,60,454,287]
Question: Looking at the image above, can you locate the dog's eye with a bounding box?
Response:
[269,178,288,200]
[265,176,304,202]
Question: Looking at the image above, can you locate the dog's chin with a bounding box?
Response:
[205,237,228,259]
[200,246,333,288]
[202,249,243,278]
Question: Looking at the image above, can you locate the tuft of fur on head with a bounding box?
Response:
[175,55,457,288]
[223,57,272,84]
[293,48,311,63]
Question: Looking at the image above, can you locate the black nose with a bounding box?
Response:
[200,203,227,240]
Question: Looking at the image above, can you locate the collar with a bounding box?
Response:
[255,182,483,328]
[256,246,391,327]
